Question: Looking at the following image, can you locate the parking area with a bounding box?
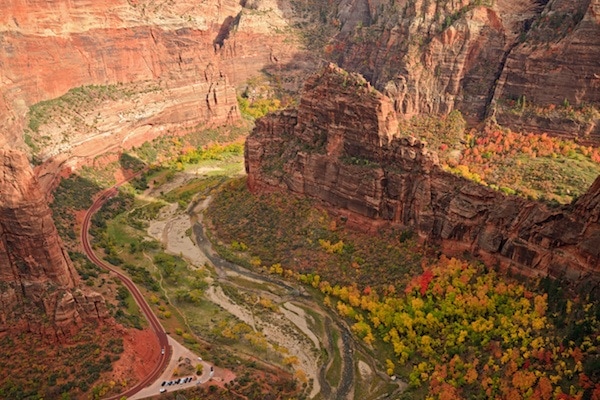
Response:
[129,335,214,399]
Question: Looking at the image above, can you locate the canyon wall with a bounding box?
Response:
[1,0,597,336]
[246,65,600,283]
[0,0,309,190]
[0,149,108,340]
[0,0,309,336]
[325,0,600,141]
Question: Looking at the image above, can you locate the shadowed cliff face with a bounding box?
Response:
[0,149,108,339]
[325,0,600,141]
[245,65,600,284]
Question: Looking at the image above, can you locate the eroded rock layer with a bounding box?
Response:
[0,149,108,339]
[246,65,600,283]
[0,0,308,190]
[327,0,600,141]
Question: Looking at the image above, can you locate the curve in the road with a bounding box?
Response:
[81,182,171,400]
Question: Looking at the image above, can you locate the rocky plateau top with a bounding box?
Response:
[246,64,600,285]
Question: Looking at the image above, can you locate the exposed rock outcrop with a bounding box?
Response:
[246,65,600,283]
[493,0,600,141]
[0,149,108,339]
[0,0,309,190]
[325,0,600,141]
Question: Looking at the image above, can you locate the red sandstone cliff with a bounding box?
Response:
[0,149,108,339]
[0,0,309,337]
[1,0,597,339]
[246,65,600,283]
[0,0,310,190]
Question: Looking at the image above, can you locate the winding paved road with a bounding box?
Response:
[81,183,171,400]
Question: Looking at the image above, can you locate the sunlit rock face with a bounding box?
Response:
[246,65,600,285]
[0,0,309,189]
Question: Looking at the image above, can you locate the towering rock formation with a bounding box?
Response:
[324,0,600,141]
[246,65,600,283]
[0,148,108,339]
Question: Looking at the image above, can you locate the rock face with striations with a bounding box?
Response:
[0,149,108,339]
[0,0,309,190]
[246,65,600,283]
[324,0,600,142]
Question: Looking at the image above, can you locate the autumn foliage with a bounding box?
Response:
[399,111,600,204]
[445,129,600,204]
[207,178,600,399]
[290,257,600,399]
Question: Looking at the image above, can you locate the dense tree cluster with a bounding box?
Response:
[271,257,600,399]
[447,129,600,203]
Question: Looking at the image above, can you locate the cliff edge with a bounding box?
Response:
[246,64,600,284]
[0,149,108,340]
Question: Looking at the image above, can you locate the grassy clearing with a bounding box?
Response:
[114,284,145,329]
[106,218,137,246]
[228,275,284,295]
[325,328,343,388]
[491,154,600,204]
[161,175,228,208]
